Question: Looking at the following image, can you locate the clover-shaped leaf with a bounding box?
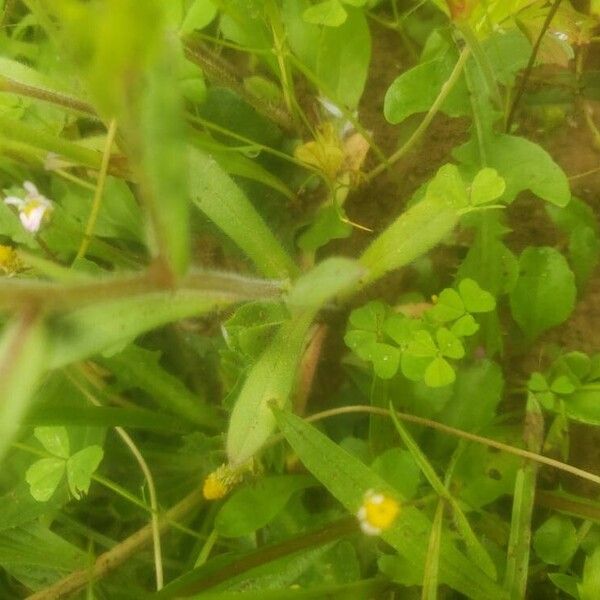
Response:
[407,330,438,357]
[458,279,496,313]
[424,356,455,387]
[450,314,479,337]
[470,168,506,206]
[67,446,104,500]
[34,426,70,459]
[349,301,387,332]
[436,327,464,359]
[26,427,103,503]
[26,458,66,502]
[384,313,420,349]
[303,0,347,27]
[367,343,401,379]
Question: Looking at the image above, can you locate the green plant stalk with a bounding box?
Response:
[0,76,96,116]
[503,394,544,598]
[0,114,106,171]
[365,46,470,182]
[75,118,118,262]
[0,268,283,312]
[457,24,503,111]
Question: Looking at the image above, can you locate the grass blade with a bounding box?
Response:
[422,500,444,600]
[503,394,544,598]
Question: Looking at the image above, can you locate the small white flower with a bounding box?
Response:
[356,489,401,536]
[318,96,357,138]
[4,181,53,233]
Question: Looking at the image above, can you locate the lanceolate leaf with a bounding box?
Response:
[359,193,461,286]
[47,291,234,369]
[189,147,297,278]
[273,409,507,600]
[227,259,364,465]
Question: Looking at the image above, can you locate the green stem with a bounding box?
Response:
[74,118,118,262]
[0,76,96,116]
[0,268,284,311]
[457,23,503,111]
[365,46,470,183]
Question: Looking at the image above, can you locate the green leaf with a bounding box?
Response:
[33,426,70,459]
[215,475,314,537]
[0,314,47,465]
[297,204,352,253]
[451,314,479,337]
[360,171,462,285]
[138,42,190,276]
[349,301,387,332]
[548,573,580,599]
[424,356,455,388]
[407,330,438,358]
[369,343,401,379]
[422,500,444,600]
[100,344,219,428]
[458,279,496,313]
[533,516,578,565]
[66,445,104,500]
[25,459,65,502]
[579,547,600,600]
[344,329,377,361]
[272,408,507,599]
[189,147,297,278]
[436,327,464,359]
[384,49,468,124]
[47,290,232,370]
[371,448,422,500]
[303,0,347,26]
[180,0,217,34]
[431,288,465,322]
[454,134,570,207]
[315,8,371,108]
[470,168,506,206]
[509,247,576,339]
[425,164,469,210]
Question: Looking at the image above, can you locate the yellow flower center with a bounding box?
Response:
[363,495,400,530]
[357,490,401,535]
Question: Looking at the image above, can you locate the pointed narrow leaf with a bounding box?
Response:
[190,147,297,278]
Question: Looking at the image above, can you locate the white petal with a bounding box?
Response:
[359,520,381,536]
[20,205,46,233]
[4,196,24,207]
[318,97,344,119]
[23,181,39,196]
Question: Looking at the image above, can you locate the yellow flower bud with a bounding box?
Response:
[0,245,22,276]
[202,463,244,501]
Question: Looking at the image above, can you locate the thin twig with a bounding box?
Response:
[505,0,564,131]
[364,46,470,183]
[299,405,600,488]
